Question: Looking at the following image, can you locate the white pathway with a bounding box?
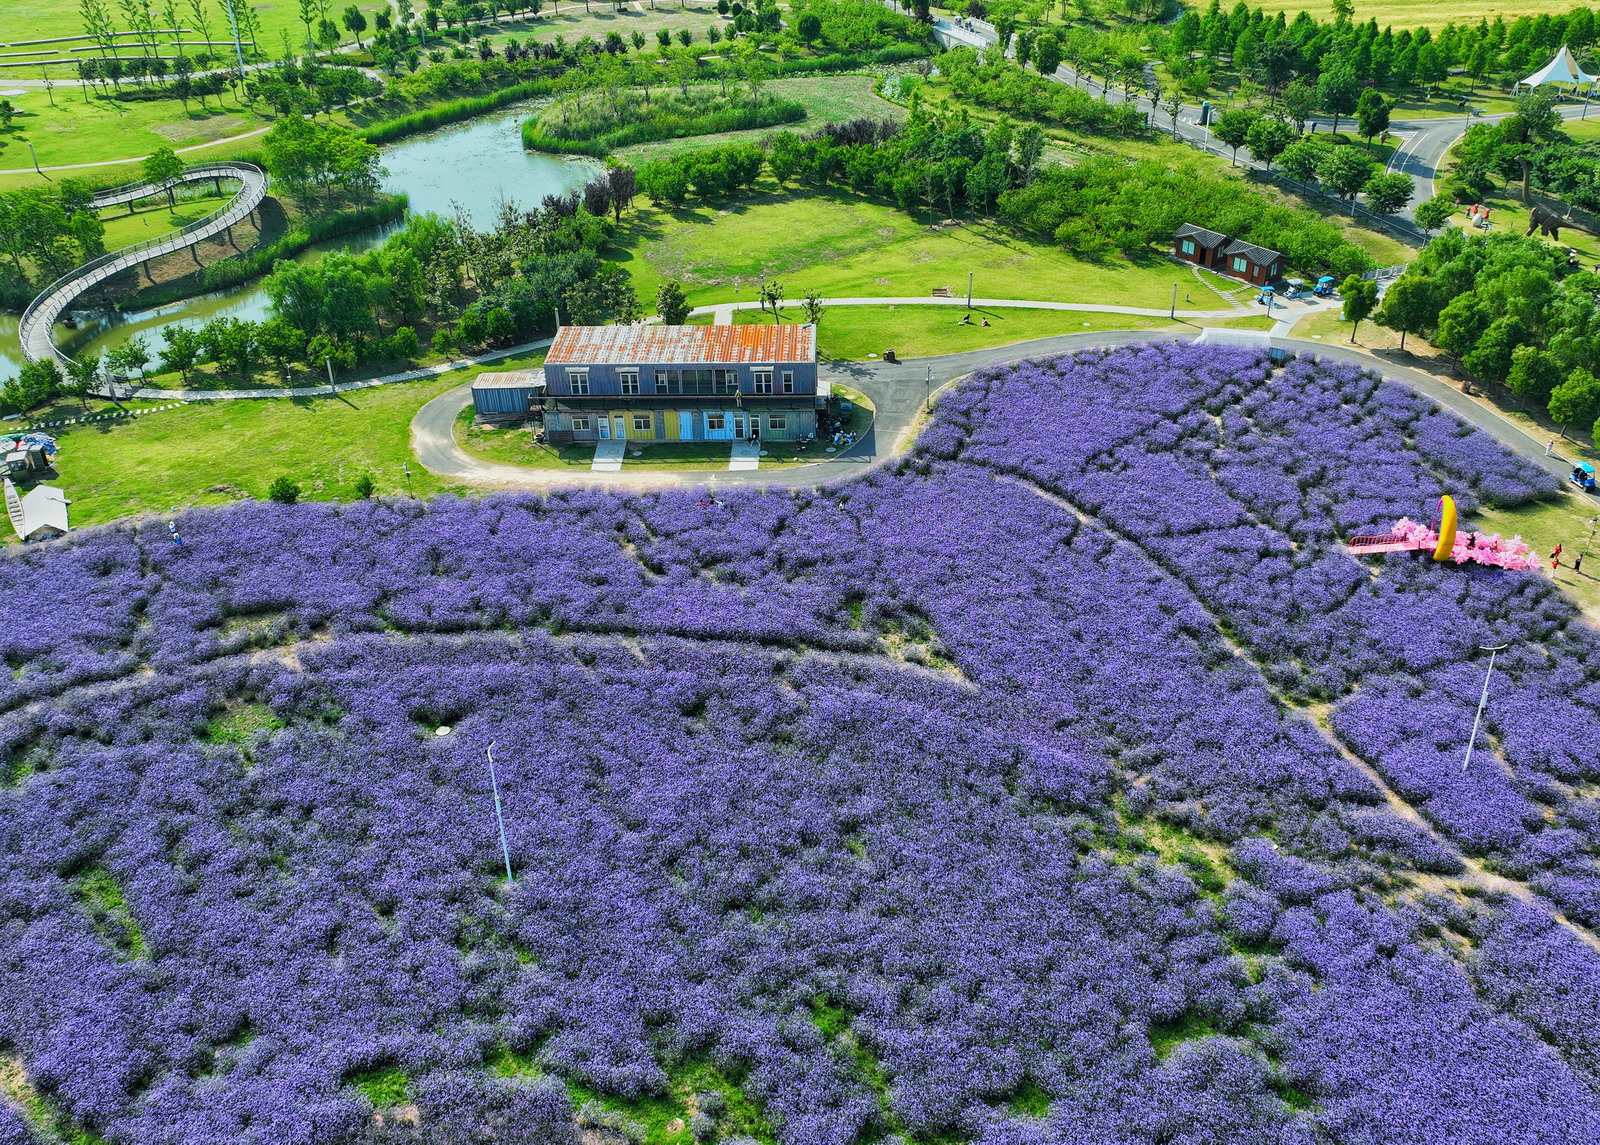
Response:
[590,439,625,472]
[729,441,761,471]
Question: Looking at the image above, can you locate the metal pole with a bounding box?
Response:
[325,355,335,394]
[485,741,515,883]
[403,461,412,495]
[1170,281,1177,319]
[966,271,973,308]
[1461,643,1509,772]
[924,365,931,411]
[219,0,248,78]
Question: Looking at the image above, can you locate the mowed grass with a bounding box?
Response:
[0,91,272,173]
[614,187,1198,311]
[95,192,234,249]
[1233,0,1581,30]
[15,355,536,529]
[1476,493,1600,619]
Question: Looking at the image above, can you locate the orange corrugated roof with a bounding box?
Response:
[546,324,817,365]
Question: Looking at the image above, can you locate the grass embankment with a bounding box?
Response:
[8,355,531,528]
[524,88,807,156]
[94,191,234,250]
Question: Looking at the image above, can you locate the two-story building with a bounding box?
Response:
[523,324,822,444]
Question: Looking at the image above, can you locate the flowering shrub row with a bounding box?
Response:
[0,344,1596,1145]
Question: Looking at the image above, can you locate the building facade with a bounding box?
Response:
[535,324,822,444]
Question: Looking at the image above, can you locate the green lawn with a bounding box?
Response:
[1475,494,1600,619]
[1230,0,1573,30]
[96,192,234,250]
[615,186,1202,312]
[13,356,529,530]
[0,91,273,173]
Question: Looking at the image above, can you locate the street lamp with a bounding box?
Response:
[485,741,515,884]
[403,461,413,496]
[924,365,932,411]
[1461,643,1510,773]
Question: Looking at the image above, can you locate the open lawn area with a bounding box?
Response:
[7,356,536,529]
[1476,493,1600,619]
[614,187,1208,312]
[1228,0,1582,31]
[481,1,724,49]
[0,90,273,172]
[95,191,235,250]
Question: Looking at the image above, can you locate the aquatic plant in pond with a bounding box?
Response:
[1,344,1598,1145]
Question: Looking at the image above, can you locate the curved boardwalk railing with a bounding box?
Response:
[19,161,268,369]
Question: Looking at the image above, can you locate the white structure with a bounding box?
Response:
[1517,46,1598,92]
[4,479,69,541]
[1193,327,1287,360]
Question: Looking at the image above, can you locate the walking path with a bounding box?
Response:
[590,438,626,471]
[729,440,761,471]
[21,160,268,368]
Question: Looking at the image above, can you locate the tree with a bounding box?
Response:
[801,289,825,326]
[342,4,367,45]
[1412,193,1455,235]
[1244,116,1295,170]
[1362,171,1414,215]
[353,473,377,498]
[1280,77,1316,130]
[200,317,262,382]
[1506,344,1564,406]
[1278,139,1324,183]
[105,334,151,380]
[1033,33,1062,78]
[1317,147,1376,200]
[1373,274,1438,351]
[158,325,203,381]
[1317,62,1359,134]
[1340,274,1378,341]
[63,355,100,409]
[1162,90,1183,136]
[1461,314,1527,385]
[1212,109,1257,166]
[1550,367,1600,437]
[267,476,303,503]
[1355,88,1390,149]
[758,278,784,320]
[1015,124,1044,180]
[656,280,691,324]
[5,360,62,413]
[796,12,820,41]
[142,145,184,207]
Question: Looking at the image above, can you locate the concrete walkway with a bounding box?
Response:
[685,295,1305,321]
[729,441,761,471]
[591,439,625,472]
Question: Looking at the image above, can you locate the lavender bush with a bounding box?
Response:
[1,344,1597,1145]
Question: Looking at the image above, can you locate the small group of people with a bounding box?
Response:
[956,313,991,327]
[1552,542,1585,573]
[1464,202,1492,229]
[831,430,857,447]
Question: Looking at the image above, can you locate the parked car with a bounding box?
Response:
[1572,461,1597,492]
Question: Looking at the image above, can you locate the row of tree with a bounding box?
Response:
[1373,228,1600,446]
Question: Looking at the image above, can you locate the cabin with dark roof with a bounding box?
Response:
[1173,225,1285,286]
[1173,223,1229,270]
[534,324,822,444]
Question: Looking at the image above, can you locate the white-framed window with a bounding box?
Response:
[571,416,591,431]
[752,368,774,394]
[1231,256,1249,273]
[568,369,589,395]
[768,414,787,431]
[633,413,652,432]
[781,370,795,394]
[620,369,640,395]
[1181,239,1196,255]
[707,413,726,431]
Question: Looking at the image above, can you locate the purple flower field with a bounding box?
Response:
[3,343,1600,1145]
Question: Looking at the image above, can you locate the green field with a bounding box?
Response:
[11,356,534,528]
[1230,0,1590,30]
[95,191,234,250]
[1476,494,1600,618]
[615,187,1206,311]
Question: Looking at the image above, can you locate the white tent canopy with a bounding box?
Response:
[1519,46,1598,90]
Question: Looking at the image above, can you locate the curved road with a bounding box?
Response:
[19,160,267,368]
[411,330,1576,491]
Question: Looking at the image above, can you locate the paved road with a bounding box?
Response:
[409,329,1577,492]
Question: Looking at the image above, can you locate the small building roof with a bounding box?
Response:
[5,479,68,541]
[1221,237,1283,265]
[1175,223,1229,248]
[547,324,817,366]
[472,369,546,390]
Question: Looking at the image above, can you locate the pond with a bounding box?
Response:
[0,101,598,382]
